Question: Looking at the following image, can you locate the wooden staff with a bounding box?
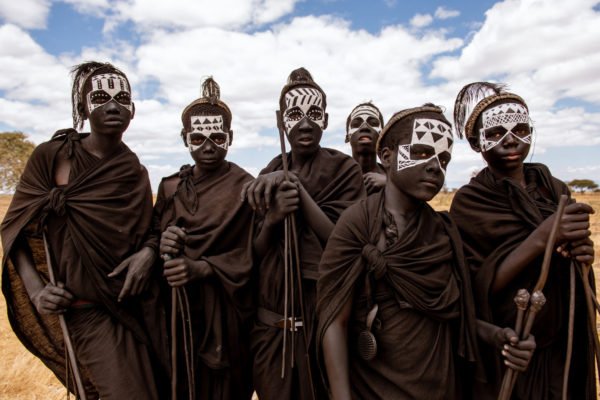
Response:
[497,194,568,400]
[580,262,600,377]
[42,231,87,400]
[276,111,317,400]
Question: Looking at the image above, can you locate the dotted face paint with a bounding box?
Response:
[86,73,132,114]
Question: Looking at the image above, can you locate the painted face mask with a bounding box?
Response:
[283,88,325,132]
[347,105,382,138]
[86,73,132,114]
[397,118,453,175]
[479,103,531,152]
[187,114,229,152]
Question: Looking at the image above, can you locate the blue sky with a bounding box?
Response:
[1,0,599,191]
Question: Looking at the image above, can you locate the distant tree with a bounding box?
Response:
[0,132,36,192]
[567,179,598,193]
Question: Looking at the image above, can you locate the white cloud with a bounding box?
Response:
[410,13,433,28]
[434,6,460,20]
[0,0,50,29]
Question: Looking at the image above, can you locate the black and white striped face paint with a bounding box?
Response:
[187,114,229,152]
[87,73,132,114]
[479,103,531,152]
[397,118,453,175]
[347,104,382,138]
[283,87,325,132]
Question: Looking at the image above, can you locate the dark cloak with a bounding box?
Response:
[1,130,168,398]
[154,161,255,399]
[450,163,597,399]
[316,191,479,400]
[251,147,365,399]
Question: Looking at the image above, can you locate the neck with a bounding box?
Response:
[352,149,379,173]
[83,132,123,158]
[290,148,317,171]
[383,179,421,230]
[194,160,226,178]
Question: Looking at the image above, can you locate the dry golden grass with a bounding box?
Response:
[1,193,599,398]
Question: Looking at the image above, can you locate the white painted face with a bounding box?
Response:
[479,103,531,152]
[397,118,453,175]
[187,114,229,152]
[86,73,132,114]
[283,87,325,132]
[347,104,382,138]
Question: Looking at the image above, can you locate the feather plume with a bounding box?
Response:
[201,77,221,105]
[454,82,508,138]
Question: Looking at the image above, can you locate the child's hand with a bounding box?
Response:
[495,328,536,372]
[264,180,299,226]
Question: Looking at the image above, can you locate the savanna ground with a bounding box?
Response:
[1,193,599,398]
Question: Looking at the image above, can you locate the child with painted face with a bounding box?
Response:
[317,104,536,399]
[450,83,596,399]
[2,61,167,399]
[156,77,254,400]
[241,67,365,400]
[345,102,387,194]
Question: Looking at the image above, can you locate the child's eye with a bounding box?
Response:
[285,108,304,121]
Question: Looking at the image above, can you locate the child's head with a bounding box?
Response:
[71,61,134,135]
[376,104,453,201]
[278,67,328,157]
[454,82,531,173]
[345,102,384,155]
[181,77,232,169]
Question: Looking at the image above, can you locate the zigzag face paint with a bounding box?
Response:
[87,73,132,114]
[479,103,531,152]
[187,114,229,152]
[283,88,325,132]
[397,118,453,175]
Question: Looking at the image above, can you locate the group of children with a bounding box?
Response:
[1,61,596,400]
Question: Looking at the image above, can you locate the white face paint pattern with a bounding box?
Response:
[397,118,453,175]
[479,103,531,152]
[187,114,229,152]
[347,105,382,138]
[283,88,325,132]
[86,73,132,114]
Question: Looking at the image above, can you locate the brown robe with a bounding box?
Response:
[317,192,478,400]
[251,147,365,400]
[1,130,168,399]
[154,162,254,400]
[450,163,597,399]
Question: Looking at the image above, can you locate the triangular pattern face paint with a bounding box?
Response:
[87,73,132,114]
[396,118,453,175]
[479,103,531,152]
[187,114,229,152]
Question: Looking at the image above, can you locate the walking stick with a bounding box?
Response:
[42,231,87,400]
[276,111,317,400]
[580,262,600,377]
[497,194,568,400]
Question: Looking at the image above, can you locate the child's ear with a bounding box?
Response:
[380,147,392,170]
[181,128,188,147]
[468,136,481,153]
[228,129,233,146]
[78,103,87,121]
[323,112,329,130]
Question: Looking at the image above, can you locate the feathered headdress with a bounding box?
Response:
[181,76,232,127]
[453,82,526,139]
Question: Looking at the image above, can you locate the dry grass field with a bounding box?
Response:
[1,193,599,398]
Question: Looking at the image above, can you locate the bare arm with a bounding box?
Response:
[295,179,334,245]
[10,235,73,313]
[491,202,593,293]
[323,293,353,400]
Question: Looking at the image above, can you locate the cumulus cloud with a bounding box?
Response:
[410,13,433,28]
[0,0,50,29]
[434,6,460,19]
[1,0,599,190]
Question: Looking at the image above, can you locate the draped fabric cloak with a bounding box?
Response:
[154,161,255,399]
[1,130,168,397]
[316,192,479,400]
[450,163,597,399]
[251,147,365,399]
